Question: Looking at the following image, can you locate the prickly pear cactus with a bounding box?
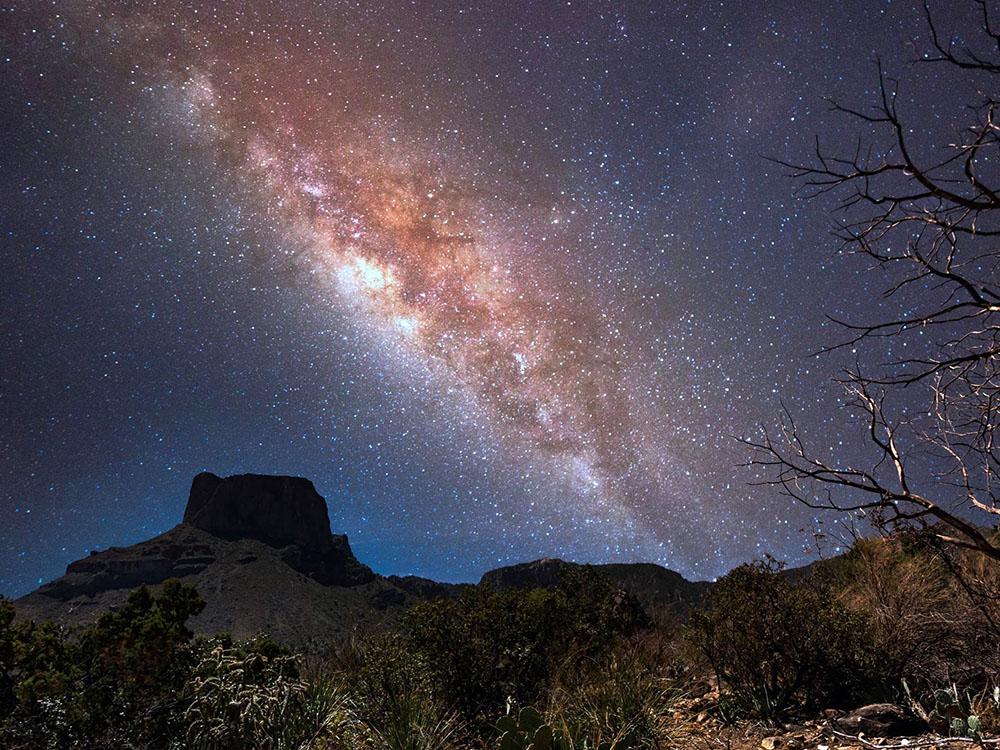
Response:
[496,705,572,750]
[931,685,985,738]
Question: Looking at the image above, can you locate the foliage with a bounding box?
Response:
[497,705,570,750]
[403,567,642,727]
[905,680,1000,739]
[686,559,873,719]
[829,535,951,688]
[0,598,17,719]
[329,632,463,750]
[493,648,679,750]
[347,686,462,750]
[1,541,997,746]
[0,579,204,748]
[828,532,1000,693]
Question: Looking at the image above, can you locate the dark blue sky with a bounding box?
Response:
[1,0,985,596]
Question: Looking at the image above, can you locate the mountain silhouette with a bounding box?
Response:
[15,472,708,645]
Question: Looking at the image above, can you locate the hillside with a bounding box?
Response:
[481,558,710,617]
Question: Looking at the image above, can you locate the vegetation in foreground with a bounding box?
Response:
[1,531,998,749]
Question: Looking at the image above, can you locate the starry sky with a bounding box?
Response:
[0,0,986,596]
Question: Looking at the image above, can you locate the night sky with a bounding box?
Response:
[1,0,985,596]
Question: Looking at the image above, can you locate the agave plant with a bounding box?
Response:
[347,689,463,750]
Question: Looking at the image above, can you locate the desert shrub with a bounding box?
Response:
[687,559,872,719]
[824,531,1000,695]
[333,633,433,723]
[293,668,358,747]
[77,578,206,745]
[0,618,84,749]
[0,611,84,749]
[0,579,205,748]
[828,534,968,695]
[923,535,1000,684]
[830,536,952,687]
[403,568,642,728]
[0,599,14,719]
[8,618,77,707]
[347,688,462,750]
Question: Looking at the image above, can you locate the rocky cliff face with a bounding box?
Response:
[33,472,375,604]
[184,473,331,553]
[182,472,375,586]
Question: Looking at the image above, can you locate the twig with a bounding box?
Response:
[831,729,1000,748]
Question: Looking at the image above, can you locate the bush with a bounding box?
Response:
[823,532,1000,696]
[0,579,205,748]
[403,568,643,728]
[686,559,872,719]
[0,599,14,719]
[3,538,995,745]
[347,687,462,750]
[830,535,957,692]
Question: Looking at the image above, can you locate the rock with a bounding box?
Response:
[834,703,925,737]
[19,471,385,641]
[688,680,713,698]
[184,473,332,554]
[182,472,375,586]
[760,737,801,750]
[387,575,470,600]
[15,492,432,646]
[480,557,575,589]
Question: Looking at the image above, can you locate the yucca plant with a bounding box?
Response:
[323,632,464,750]
[347,689,463,750]
[541,650,680,749]
[281,670,354,749]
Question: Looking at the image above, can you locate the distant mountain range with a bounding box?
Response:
[14,472,711,646]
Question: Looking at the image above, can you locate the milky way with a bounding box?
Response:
[113,6,694,540]
[2,0,986,594]
[176,63,665,508]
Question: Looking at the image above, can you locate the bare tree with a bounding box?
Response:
[746,1,1000,562]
